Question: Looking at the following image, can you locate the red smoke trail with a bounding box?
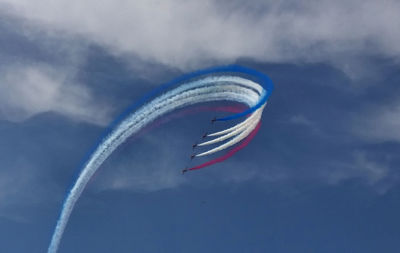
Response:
[187,121,261,171]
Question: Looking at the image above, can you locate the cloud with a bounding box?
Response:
[317,150,396,194]
[354,101,400,143]
[0,0,399,71]
[0,63,111,125]
[321,151,388,185]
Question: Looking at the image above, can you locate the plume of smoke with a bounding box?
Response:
[48,75,266,253]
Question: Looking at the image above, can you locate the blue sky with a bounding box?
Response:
[0,1,400,252]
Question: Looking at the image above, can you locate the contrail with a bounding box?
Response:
[48,65,274,253]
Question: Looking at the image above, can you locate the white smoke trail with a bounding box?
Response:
[48,76,266,253]
[195,104,264,157]
[198,106,264,146]
[206,102,267,137]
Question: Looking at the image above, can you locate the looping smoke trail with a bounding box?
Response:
[48,65,274,253]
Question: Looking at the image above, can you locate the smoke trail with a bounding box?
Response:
[48,66,273,253]
[197,105,265,147]
[195,108,262,157]
[188,122,262,171]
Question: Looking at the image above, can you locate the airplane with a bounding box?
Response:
[202,132,208,139]
[192,143,198,149]
[191,154,195,159]
[182,168,188,174]
[211,117,217,123]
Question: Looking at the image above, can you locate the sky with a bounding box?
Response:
[0,1,400,252]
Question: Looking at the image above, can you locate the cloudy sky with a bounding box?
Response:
[1,1,400,252]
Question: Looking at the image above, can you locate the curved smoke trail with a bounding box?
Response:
[48,65,274,253]
[188,122,262,171]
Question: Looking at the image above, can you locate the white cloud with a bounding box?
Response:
[0,63,111,125]
[0,0,399,71]
[318,150,393,194]
[324,151,388,185]
[353,101,400,143]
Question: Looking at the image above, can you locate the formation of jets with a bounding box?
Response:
[183,119,213,174]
